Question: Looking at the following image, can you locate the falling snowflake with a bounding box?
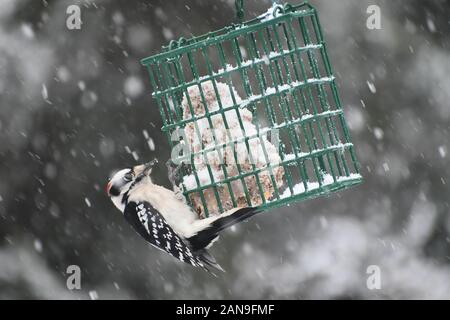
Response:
[373,127,384,140]
[124,76,144,98]
[21,23,35,39]
[89,290,99,300]
[367,80,377,94]
[34,239,43,253]
[162,27,174,40]
[78,81,86,91]
[438,146,446,158]
[41,84,48,100]
[147,137,155,151]
[426,17,436,33]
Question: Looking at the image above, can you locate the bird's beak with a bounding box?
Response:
[133,159,158,179]
[142,158,158,176]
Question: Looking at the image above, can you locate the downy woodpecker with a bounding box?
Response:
[106,159,260,272]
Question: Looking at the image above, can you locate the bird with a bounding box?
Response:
[106,159,261,273]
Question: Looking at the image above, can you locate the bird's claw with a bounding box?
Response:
[166,159,182,187]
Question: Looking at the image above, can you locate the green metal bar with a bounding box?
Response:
[145,64,174,149]
[245,31,282,202]
[280,19,338,182]
[159,2,313,53]
[141,8,316,65]
[306,14,345,178]
[298,15,338,184]
[153,64,175,129]
[230,36,266,206]
[159,77,334,132]
[264,22,313,192]
[151,44,322,98]
[200,46,238,209]
[215,42,254,207]
[183,142,355,194]
[170,55,212,217]
[259,177,362,212]
[253,29,299,196]
[268,20,323,188]
[176,110,346,161]
[310,9,360,174]
[298,16,345,180]
[160,62,184,124]
[186,51,225,215]
[280,20,315,190]
[284,32,328,190]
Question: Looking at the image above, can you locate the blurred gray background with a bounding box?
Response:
[0,0,449,299]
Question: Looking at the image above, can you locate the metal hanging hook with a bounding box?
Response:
[235,0,293,24]
[235,0,244,23]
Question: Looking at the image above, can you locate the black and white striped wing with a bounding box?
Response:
[123,201,204,268]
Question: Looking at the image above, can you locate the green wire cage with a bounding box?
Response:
[141,1,362,218]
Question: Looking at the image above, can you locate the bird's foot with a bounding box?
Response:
[166,159,181,187]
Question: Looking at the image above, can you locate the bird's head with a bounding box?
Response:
[106,159,158,201]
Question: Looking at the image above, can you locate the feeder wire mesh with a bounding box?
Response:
[141,1,362,217]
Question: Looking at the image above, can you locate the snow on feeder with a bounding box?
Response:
[141,1,362,218]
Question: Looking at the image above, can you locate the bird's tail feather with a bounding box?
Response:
[187,207,261,252]
[197,249,225,273]
[211,207,261,232]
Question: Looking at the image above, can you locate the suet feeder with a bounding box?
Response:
[141,1,362,217]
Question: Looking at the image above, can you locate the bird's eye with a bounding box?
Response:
[123,172,133,182]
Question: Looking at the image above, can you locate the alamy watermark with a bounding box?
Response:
[66,265,81,290]
[366,265,382,290]
[169,127,281,166]
[66,5,82,30]
[366,5,382,30]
